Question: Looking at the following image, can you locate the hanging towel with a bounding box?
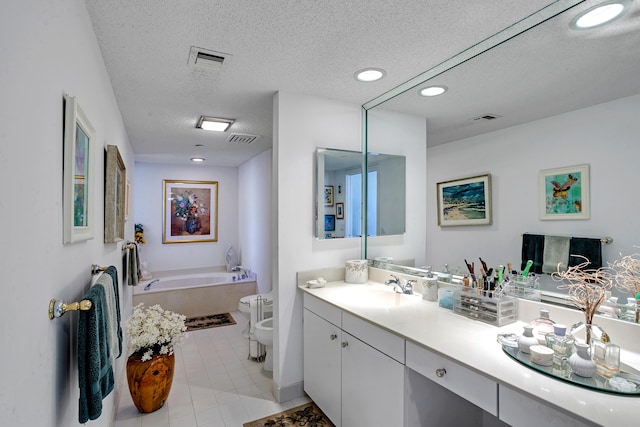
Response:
[77,284,114,423]
[568,237,603,270]
[542,235,571,274]
[103,266,122,358]
[96,273,118,366]
[521,233,545,274]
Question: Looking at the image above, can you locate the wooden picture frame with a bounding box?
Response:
[324,185,334,206]
[539,164,589,220]
[63,94,95,243]
[163,180,218,243]
[104,145,126,243]
[336,202,344,220]
[437,174,492,226]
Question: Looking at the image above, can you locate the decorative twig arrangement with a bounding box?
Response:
[610,249,640,299]
[552,255,612,344]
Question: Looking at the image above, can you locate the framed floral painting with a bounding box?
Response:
[539,164,589,220]
[163,180,218,243]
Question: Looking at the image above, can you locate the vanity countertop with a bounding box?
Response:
[299,279,640,427]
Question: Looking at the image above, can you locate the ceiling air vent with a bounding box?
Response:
[226,133,261,144]
[188,47,232,70]
[469,113,503,122]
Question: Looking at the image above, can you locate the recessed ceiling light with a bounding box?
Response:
[354,68,386,82]
[570,0,630,30]
[196,116,234,132]
[191,157,206,162]
[419,85,448,97]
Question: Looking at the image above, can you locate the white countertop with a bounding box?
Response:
[299,280,639,427]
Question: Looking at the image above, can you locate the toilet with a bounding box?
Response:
[238,293,273,338]
[254,317,274,371]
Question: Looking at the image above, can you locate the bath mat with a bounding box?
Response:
[243,402,334,427]
[185,313,236,331]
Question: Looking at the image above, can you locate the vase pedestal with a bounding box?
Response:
[126,352,175,413]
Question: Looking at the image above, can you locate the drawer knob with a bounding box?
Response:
[330,334,338,340]
[435,368,447,378]
[342,341,349,348]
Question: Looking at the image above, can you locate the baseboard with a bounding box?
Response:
[272,380,304,403]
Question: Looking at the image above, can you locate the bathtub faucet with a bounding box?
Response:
[232,265,251,280]
[144,279,160,291]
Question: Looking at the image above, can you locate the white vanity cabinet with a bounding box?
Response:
[303,294,405,427]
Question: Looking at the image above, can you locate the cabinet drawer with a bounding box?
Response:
[303,293,341,326]
[406,341,497,415]
[342,311,405,363]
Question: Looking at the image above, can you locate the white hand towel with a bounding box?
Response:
[542,235,570,274]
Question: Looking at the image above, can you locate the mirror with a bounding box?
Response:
[315,148,406,239]
[362,0,640,313]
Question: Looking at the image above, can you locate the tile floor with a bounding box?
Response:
[114,311,310,427]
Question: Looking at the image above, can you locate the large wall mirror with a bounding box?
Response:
[315,148,406,240]
[362,0,640,312]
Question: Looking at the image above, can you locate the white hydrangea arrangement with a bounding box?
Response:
[125,303,187,361]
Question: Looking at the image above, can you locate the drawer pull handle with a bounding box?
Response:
[435,368,447,378]
[330,334,338,340]
[342,341,349,348]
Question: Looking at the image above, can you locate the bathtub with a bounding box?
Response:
[133,271,257,318]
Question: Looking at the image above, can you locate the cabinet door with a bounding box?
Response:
[303,308,342,427]
[342,331,404,427]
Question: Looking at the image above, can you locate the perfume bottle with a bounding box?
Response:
[591,331,621,378]
[546,324,574,376]
[530,309,555,344]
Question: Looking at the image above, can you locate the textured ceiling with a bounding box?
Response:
[85,1,640,166]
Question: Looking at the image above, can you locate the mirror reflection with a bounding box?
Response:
[362,0,640,322]
[315,148,406,239]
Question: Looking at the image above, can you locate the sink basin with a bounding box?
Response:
[333,286,420,309]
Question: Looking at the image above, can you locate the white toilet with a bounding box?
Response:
[254,317,274,371]
[238,293,273,338]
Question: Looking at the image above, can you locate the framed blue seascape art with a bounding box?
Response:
[437,174,492,227]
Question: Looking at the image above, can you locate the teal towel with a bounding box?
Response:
[77,284,114,423]
[104,266,122,358]
[568,237,602,270]
[521,233,544,274]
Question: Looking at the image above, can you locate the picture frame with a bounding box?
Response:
[124,179,131,221]
[104,145,126,243]
[539,164,589,220]
[163,180,218,243]
[324,185,334,206]
[336,202,344,220]
[63,94,95,244]
[437,174,492,226]
[324,214,336,232]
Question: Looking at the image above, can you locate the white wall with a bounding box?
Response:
[273,92,362,399]
[239,149,273,294]
[426,94,640,294]
[0,1,134,426]
[134,162,239,272]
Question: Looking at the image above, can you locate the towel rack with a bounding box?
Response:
[122,243,136,250]
[523,233,613,244]
[91,264,107,275]
[48,298,92,319]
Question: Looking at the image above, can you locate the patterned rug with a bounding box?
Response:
[243,402,334,427]
[185,313,236,331]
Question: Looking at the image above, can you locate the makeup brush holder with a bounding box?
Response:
[453,288,518,326]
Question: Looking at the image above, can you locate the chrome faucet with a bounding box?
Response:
[232,265,251,280]
[385,275,415,295]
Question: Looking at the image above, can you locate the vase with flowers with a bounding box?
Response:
[124,303,187,413]
[172,190,207,234]
[552,255,612,345]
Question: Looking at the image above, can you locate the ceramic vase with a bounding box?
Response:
[517,325,539,354]
[569,342,597,378]
[185,215,198,234]
[126,351,175,413]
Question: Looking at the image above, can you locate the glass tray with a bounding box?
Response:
[500,341,640,396]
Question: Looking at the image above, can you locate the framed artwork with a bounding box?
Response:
[336,202,344,220]
[324,214,336,231]
[125,179,131,221]
[104,145,126,243]
[437,174,492,226]
[63,94,95,244]
[324,185,334,206]
[163,180,218,243]
[539,164,589,220]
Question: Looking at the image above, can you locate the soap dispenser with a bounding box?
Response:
[421,266,438,302]
[438,264,452,283]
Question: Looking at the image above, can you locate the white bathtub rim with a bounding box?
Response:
[135,272,256,295]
